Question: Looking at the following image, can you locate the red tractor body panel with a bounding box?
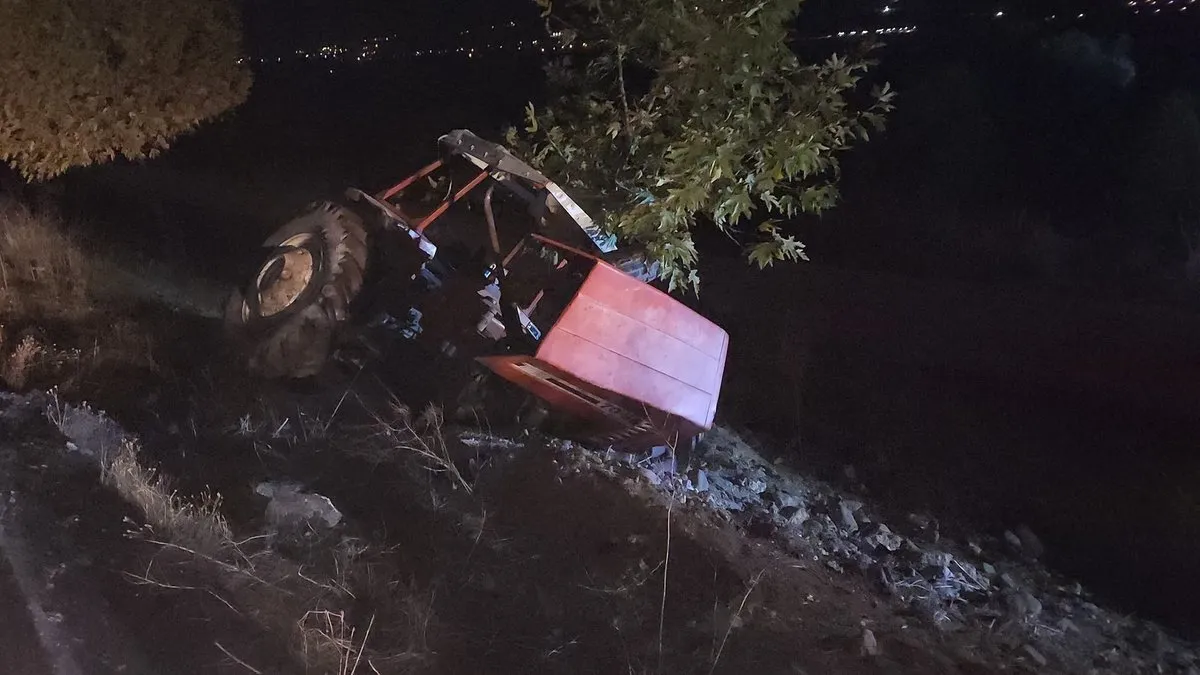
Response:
[479,261,729,448]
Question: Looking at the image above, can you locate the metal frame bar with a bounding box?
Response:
[378,159,445,201]
[414,169,489,233]
[529,233,604,264]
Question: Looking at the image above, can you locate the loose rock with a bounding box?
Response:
[838,500,861,532]
[1007,591,1043,621]
[1022,645,1048,667]
[764,488,802,509]
[1003,530,1022,551]
[861,628,880,657]
[1015,524,1045,559]
[780,505,810,527]
[863,524,904,552]
[54,402,127,462]
[256,482,343,530]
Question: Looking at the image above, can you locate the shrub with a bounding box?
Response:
[0,0,252,181]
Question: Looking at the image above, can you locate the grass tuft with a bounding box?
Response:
[1,331,44,389]
[0,199,94,321]
[101,441,233,554]
[368,398,474,494]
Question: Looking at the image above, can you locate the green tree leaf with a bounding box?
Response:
[506,0,894,292]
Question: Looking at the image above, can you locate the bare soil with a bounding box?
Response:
[3,293,1197,674]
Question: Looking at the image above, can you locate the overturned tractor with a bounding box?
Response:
[225,130,728,457]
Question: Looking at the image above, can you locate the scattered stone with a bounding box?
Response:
[863,524,904,552]
[256,482,343,530]
[900,539,923,557]
[861,628,880,657]
[1003,530,1022,551]
[906,512,940,542]
[1022,644,1048,667]
[921,551,953,569]
[705,473,762,511]
[742,476,769,494]
[689,468,709,492]
[639,468,662,486]
[780,505,810,527]
[838,500,861,532]
[763,488,801,509]
[1057,618,1079,634]
[1006,591,1043,620]
[999,572,1018,590]
[907,513,932,529]
[1015,524,1045,559]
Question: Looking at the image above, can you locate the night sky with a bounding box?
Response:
[242,0,542,55]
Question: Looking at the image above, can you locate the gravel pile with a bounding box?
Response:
[574,426,1200,675]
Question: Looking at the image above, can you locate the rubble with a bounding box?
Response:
[779,505,809,527]
[585,425,1200,675]
[863,524,903,552]
[838,500,861,532]
[638,468,662,486]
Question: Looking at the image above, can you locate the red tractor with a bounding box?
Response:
[225,130,728,458]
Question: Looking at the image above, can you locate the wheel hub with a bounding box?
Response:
[251,235,316,318]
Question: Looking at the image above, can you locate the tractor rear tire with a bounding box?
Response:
[225,201,369,379]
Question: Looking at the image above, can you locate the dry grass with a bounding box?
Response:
[368,399,474,494]
[101,441,232,554]
[299,582,434,675]
[0,200,160,390]
[0,330,44,389]
[0,199,94,321]
[98,440,435,673]
[0,317,157,391]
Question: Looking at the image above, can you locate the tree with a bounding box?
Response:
[0,0,252,182]
[508,0,895,291]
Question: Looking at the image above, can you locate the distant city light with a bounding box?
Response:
[243,13,936,68]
